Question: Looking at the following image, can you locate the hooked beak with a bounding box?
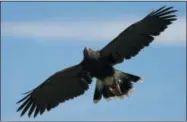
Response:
[85,47,91,54]
[85,47,89,51]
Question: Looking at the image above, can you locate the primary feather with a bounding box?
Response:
[17,65,92,117]
[100,6,177,65]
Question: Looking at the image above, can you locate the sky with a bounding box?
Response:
[1,1,186,121]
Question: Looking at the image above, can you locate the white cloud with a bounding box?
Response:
[1,16,186,46]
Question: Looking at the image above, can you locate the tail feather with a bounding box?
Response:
[102,86,115,98]
[120,77,133,95]
[118,71,142,96]
[93,70,143,103]
[121,72,143,83]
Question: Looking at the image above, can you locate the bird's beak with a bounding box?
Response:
[85,47,89,51]
[85,47,91,54]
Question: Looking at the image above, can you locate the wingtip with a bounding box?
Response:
[16,108,20,112]
[17,105,23,112]
[161,5,167,9]
[152,6,177,16]
[17,94,30,104]
[22,90,32,95]
[172,9,178,13]
[20,112,24,117]
[34,114,37,118]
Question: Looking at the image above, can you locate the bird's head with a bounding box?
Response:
[83,47,92,57]
[83,47,99,60]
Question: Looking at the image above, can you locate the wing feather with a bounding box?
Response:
[100,6,177,65]
[17,64,92,118]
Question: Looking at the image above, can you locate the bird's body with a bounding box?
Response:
[17,6,177,118]
[81,48,114,79]
[81,48,144,102]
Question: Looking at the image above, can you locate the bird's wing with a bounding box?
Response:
[99,6,177,65]
[17,64,92,118]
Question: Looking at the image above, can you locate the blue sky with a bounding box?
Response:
[1,2,186,121]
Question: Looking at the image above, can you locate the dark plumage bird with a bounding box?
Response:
[17,6,177,118]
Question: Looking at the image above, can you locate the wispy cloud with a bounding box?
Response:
[2,16,186,45]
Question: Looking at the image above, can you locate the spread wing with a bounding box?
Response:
[17,64,92,118]
[99,6,177,65]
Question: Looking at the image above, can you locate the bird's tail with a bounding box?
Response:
[93,70,143,103]
[115,71,143,99]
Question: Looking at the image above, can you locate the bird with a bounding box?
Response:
[17,6,177,118]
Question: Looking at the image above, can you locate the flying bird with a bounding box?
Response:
[17,6,177,118]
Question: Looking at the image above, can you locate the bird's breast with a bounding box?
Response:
[82,59,114,78]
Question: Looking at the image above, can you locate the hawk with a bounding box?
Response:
[17,6,177,118]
